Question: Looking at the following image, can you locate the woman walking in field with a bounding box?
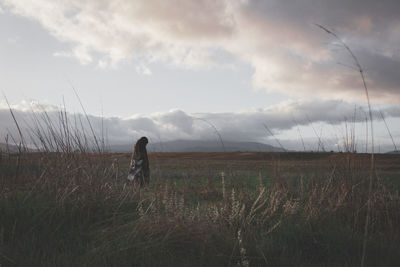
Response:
[127,136,150,186]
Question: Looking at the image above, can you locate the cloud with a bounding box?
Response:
[0,100,59,112]
[1,100,399,151]
[135,64,152,75]
[2,0,400,102]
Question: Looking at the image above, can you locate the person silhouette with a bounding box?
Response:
[127,136,150,186]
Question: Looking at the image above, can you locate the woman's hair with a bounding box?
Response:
[134,136,148,156]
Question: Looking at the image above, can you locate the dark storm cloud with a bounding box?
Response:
[246,0,400,23]
[240,0,400,102]
[361,51,400,96]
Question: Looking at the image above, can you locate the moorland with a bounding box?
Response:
[1,150,399,266]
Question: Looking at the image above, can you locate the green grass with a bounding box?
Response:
[1,152,399,266]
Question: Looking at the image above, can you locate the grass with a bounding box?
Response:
[1,150,399,266]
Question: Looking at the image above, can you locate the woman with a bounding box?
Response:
[127,136,150,186]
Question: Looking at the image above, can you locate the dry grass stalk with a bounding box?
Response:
[316,24,376,267]
[379,110,398,151]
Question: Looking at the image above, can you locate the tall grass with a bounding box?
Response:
[379,110,398,152]
[1,107,399,266]
[316,24,378,267]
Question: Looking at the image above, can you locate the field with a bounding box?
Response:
[1,151,400,266]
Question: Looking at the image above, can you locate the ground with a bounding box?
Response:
[1,152,399,266]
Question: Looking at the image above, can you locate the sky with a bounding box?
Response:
[0,0,399,152]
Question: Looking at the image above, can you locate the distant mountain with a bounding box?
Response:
[109,140,285,153]
[0,140,286,153]
[386,150,400,154]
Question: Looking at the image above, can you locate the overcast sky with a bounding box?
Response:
[1,0,399,152]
